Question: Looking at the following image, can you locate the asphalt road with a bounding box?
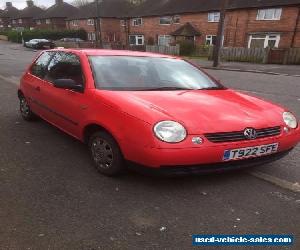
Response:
[0,41,300,250]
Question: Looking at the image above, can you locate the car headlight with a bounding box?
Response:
[283,112,298,129]
[154,121,187,143]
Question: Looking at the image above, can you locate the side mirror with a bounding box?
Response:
[53,79,84,93]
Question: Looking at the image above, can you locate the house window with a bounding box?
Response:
[18,19,22,24]
[257,8,282,20]
[158,35,172,46]
[36,20,41,25]
[129,35,144,45]
[120,19,126,26]
[46,19,51,24]
[87,19,94,25]
[132,18,142,26]
[12,20,17,24]
[248,34,280,48]
[159,16,172,25]
[173,15,180,24]
[206,35,217,45]
[88,32,96,41]
[71,20,78,26]
[208,12,220,22]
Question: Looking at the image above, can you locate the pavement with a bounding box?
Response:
[190,59,300,77]
[0,40,300,250]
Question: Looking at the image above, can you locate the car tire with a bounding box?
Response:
[88,131,125,176]
[19,95,37,121]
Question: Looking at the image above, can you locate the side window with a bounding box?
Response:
[30,52,53,79]
[45,52,84,86]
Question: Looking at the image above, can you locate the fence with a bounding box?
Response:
[282,48,300,65]
[55,41,97,48]
[146,45,180,56]
[208,47,300,65]
[208,47,267,63]
[0,35,8,41]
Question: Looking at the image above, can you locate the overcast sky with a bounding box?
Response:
[0,0,75,9]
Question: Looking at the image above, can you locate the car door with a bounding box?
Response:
[39,51,89,138]
[22,51,55,118]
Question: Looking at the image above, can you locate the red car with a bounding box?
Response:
[18,49,300,176]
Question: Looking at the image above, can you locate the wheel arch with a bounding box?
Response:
[82,123,120,146]
[17,89,24,99]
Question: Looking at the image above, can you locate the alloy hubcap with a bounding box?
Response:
[20,98,30,116]
[91,137,114,169]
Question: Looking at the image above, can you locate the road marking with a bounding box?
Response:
[0,74,19,86]
[249,171,300,193]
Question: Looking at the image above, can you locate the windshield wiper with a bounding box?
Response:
[145,87,194,91]
[198,86,224,90]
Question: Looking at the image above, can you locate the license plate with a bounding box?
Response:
[223,143,279,161]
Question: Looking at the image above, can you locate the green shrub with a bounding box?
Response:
[7,29,87,43]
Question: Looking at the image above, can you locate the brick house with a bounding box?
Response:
[10,1,44,30]
[34,0,78,30]
[0,2,19,30]
[125,0,300,48]
[67,0,132,44]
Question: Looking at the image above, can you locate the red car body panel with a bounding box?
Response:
[19,49,300,169]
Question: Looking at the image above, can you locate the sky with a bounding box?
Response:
[0,0,74,9]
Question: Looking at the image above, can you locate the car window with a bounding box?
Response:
[45,52,84,86]
[30,52,54,79]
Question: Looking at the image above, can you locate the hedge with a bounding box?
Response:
[6,29,87,43]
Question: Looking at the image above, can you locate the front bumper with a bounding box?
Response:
[124,128,300,169]
[128,148,293,176]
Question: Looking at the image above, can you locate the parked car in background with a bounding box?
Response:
[58,38,85,42]
[25,39,55,50]
[18,49,300,176]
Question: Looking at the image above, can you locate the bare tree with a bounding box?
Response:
[72,0,91,7]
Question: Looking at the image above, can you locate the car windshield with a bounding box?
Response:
[89,56,223,91]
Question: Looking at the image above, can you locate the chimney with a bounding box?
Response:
[6,2,13,8]
[55,0,63,4]
[27,1,34,7]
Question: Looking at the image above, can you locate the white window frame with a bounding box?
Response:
[88,32,96,41]
[205,35,217,45]
[132,18,142,26]
[36,19,41,25]
[256,8,282,21]
[129,35,144,45]
[159,16,172,25]
[120,19,126,26]
[158,35,172,46]
[248,34,280,48]
[87,19,94,26]
[18,19,22,24]
[173,15,180,24]
[71,20,78,26]
[208,12,220,22]
[46,19,51,24]
[12,19,17,24]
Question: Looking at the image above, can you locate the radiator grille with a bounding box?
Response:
[204,126,281,143]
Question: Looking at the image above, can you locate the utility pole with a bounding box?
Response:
[212,0,228,67]
[95,0,103,48]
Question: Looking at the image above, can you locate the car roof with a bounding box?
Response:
[48,49,177,58]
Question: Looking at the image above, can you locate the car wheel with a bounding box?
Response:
[89,131,124,176]
[19,95,36,121]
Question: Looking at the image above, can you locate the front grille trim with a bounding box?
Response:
[205,126,281,143]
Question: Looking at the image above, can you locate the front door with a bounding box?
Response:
[40,51,89,138]
[23,51,55,117]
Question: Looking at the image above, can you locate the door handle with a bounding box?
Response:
[35,86,41,91]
